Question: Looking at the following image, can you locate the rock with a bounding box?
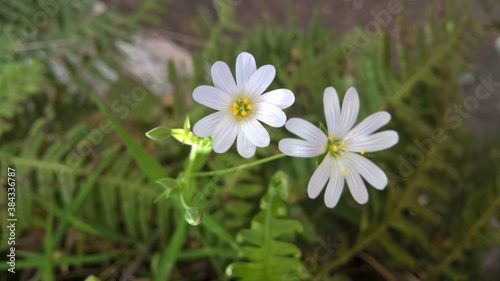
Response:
[116,34,193,97]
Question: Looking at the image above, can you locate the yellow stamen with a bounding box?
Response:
[336,155,341,160]
[361,149,366,155]
[232,97,252,120]
[352,130,356,135]
[328,133,332,140]
[342,168,347,175]
[333,145,338,152]
[344,155,349,159]
[341,141,346,147]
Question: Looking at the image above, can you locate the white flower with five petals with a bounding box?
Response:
[279,87,398,208]
[193,52,295,158]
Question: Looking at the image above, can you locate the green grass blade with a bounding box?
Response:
[154,222,187,281]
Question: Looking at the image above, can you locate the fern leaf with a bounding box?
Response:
[226,171,310,281]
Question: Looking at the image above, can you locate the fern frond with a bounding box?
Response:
[226,171,310,281]
[0,118,172,249]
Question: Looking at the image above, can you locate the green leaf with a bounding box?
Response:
[155,177,179,201]
[230,184,264,199]
[378,234,417,267]
[183,115,191,131]
[227,171,310,281]
[154,221,187,281]
[146,127,172,141]
[92,95,165,180]
[224,201,253,216]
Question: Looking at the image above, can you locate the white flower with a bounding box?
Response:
[192,52,295,158]
[279,87,398,208]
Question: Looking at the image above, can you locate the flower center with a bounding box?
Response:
[327,133,348,160]
[327,134,350,174]
[231,97,252,121]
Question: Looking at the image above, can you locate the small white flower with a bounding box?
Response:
[192,52,295,158]
[279,87,398,208]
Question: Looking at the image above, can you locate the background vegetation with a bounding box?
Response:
[1,0,499,280]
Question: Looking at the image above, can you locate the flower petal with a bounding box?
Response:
[338,87,359,137]
[257,89,295,109]
[324,159,345,208]
[241,119,270,147]
[244,65,276,99]
[323,87,341,137]
[279,139,325,158]
[346,152,388,190]
[213,117,238,153]
[347,111,391,139]
[308,156,331,199]
[211,61,237,94]
[236,52,256,88]
[254,103,286,127]
[342,161,368,204]
[193,112,224,137]
[237,129,256,158]
[193,86,232,110]
[346,130,398,153]
[285,118,328,144]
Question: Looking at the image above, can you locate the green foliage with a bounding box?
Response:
[0,58,43,135]
[227,171,310,281]
[0,27,43,136]
[192,1,499,280]
[1,0,499,280]
[0,0,167,137]
[308,3,497,280]
[0,117,172,241]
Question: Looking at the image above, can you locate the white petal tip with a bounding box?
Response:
[325,86,335,91]
[352,191,368,205]
[346,87,358,94]
[324,198,339,209]
[307,187,321,199]
[388,131,399,146]
[211,61,226,68]
[238,51,253,57]
[240,153,253,159]
[212,144,229,154]
[373,175,388,190]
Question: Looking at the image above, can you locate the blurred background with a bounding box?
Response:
[1,0,499,280]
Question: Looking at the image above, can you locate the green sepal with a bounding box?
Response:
[145,126,171,141]
[154,177,179,202]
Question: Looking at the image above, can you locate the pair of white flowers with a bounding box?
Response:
[192,52,398,208]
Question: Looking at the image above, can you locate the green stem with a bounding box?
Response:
[181,144,200,207]
[190,154,287,178]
